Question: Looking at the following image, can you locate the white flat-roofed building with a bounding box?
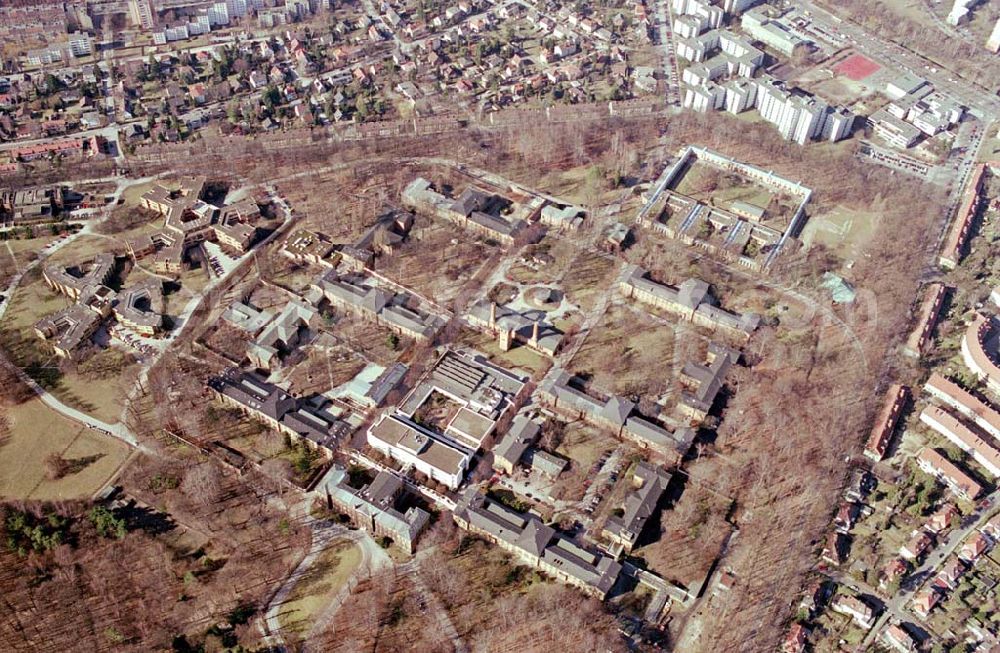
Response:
[367,413,472,490]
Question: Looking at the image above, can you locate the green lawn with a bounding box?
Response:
[0,398,131,500]
[277,540,363,634]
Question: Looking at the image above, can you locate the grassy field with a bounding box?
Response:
[457,327,551,378]
[0,398,131,500]
[278,539,363,634]
[553,422,617,502]
[570,303,675,396]
[506,235,579,286]
[376,218,497,303]
[561,250,618,312]
[799,206,876,261]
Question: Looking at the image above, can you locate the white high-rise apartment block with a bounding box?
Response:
[987,17,1000,53]
[226,0,249,18]
[947,0,975,26]
[208,2,230,26]
[68,32,93,56]
[129,0,155,30]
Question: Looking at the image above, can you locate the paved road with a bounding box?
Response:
[798,0,1000,117]
[262,517,352,647]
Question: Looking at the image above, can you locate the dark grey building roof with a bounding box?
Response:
[454,489,621,596]
[604,462,672,546]
[493,415,541,466]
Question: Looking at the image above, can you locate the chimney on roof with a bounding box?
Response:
[531,321,539,348]
[489,301,497,330]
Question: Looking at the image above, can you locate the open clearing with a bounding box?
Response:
[0,398,131,500]
[570,303,675,397]
[799,206,876,260]
[277,539,363,634]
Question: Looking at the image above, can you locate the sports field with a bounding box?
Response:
[833,54,881,82]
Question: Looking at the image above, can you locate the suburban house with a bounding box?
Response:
[453,487,622,599]
[882,623,918,653]
[781,623,808,653]
[831,594,876,629]
[899,529,934,562]
[911,587,940,619]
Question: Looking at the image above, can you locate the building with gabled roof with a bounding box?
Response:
[246,301,317,370]
[821,531,849,566]
[781,623,808,653]
[678,342,741,421]
[453,487,622,599]
[925,372,1000,442]
[864,384,909,461]
[917,447,983,501]
[326,466,430,553]
[927,502,959,534]
[618,264,760,340]
[538,366,696,463]
[912,586,940,618]
[962,314,1000,396]
[831,594,876,628]
[492,415,542,474]
[208,368,349,455]
[312,270,445,342]
[904,283,947,358]
[603,462,672,552]
[466,299,565,357]
[402,177,527,245]
[880,558,909,590]
[920,405,1000,478]
[959,531,991,563]
[882,623,918,653]
[900,529,934,561]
